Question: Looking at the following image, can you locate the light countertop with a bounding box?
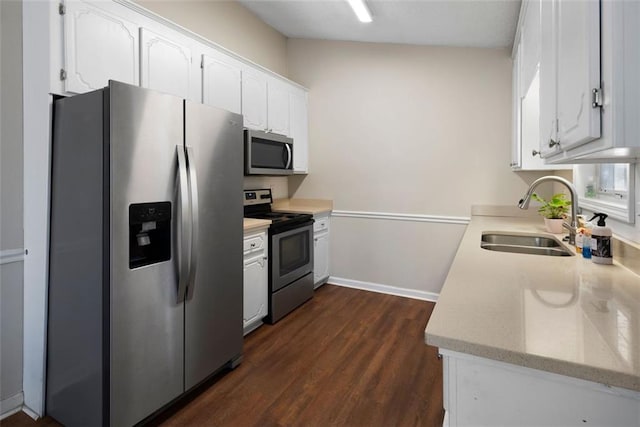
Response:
[272,198,333,215]
[425,214,640,392]
[243,218,271,233]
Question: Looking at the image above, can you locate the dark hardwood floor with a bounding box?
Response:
[2,284,443,427]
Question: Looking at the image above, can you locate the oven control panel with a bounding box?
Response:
[244,189,272,206]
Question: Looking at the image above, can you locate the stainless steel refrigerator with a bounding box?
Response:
[47,81,244,426]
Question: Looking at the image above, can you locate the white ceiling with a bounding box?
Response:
[238,0,521,49]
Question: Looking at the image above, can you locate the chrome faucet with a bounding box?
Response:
[518,176,579,245]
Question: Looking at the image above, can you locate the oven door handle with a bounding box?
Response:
[284,143,292,170]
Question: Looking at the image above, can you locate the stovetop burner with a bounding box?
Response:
[243,189,313,230]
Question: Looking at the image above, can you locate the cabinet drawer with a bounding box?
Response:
[313,216,330,233]
[243,233,266,254]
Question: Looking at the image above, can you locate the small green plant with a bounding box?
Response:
[532,193,571,219]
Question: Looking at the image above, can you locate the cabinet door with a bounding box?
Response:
[140,28,192,99]
[511,43,522,169]
[556,0,601,151]
[520,0,541,95]
[202,50,242,114]
[242,68,268,131]
[63,0,139,94]
[313,232,329,285]
[538,0,558,157]
[290,88,309,173]
[243,254,267,327]
[267,79,290,135]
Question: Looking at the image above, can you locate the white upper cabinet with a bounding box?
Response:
[512,0,570,170]
[537,0,640,163]
[519,0,541,94]
[539,0,601,157]
[511,44,522,169]
[201,49,242,114]
[267,78,290,136]
[241,68,268,131]
[140,28,193,100]
[289,87,309,173]
[557,0,640,163]
[555,0,601,151]
[538,0,559,157]
[55,0,311,169]
[241,69,297,137]
[63,0,139,94]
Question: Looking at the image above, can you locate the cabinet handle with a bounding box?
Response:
[548,139,560,148]
[314,238,318,242]
[250,243,256,248]
[263,256,268,260]
[532,150,541,157]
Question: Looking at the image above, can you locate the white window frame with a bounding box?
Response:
[575,163,636,224]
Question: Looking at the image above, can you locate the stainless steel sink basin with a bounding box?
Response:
[481,233,573,257]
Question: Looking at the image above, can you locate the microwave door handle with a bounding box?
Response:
[176,145,191,303]
[285,143,292,170]
[185,146,199,299]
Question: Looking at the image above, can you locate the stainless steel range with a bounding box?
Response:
[244,189,314,323]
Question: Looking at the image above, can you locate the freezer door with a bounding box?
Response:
[184,101,244,390]
[109,81,185,426]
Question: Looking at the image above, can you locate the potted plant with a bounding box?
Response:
[532,193,571,234]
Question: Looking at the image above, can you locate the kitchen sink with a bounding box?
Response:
[481,233,573,257]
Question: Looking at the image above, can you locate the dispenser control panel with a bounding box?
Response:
[129,202,172,269]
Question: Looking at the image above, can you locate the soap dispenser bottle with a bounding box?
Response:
[589,213,613,265]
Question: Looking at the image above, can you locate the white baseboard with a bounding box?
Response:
[22,404,39,420]
[329,276,439,302]
[0,392,23,420]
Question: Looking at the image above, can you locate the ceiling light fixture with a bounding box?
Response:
[346,0,372,23]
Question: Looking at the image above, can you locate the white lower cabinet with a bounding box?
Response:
[243,230,268,335]
[313,213,330,288]
[440,350,640,427]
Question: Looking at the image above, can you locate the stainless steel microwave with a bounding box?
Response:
[244,129,294,176]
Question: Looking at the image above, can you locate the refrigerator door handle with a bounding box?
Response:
[176,145,191,303]
[186,145,199,299]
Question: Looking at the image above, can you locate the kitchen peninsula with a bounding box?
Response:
[425,206,640,426]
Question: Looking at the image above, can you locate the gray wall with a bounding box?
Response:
[286,39,554,294]
[0,0,24,407]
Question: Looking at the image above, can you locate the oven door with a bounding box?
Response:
[271,223,313,292]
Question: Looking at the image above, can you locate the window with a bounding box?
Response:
[575,163,635,223]
[584,164,629,201]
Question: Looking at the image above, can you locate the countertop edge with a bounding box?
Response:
[271,198,333,215]
[243,218,271,233]
[425,332,640,393]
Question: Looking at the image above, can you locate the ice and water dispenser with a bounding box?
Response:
[129,202,172,269]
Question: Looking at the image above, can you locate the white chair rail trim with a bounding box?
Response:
[0,249,25,265]
[331,210,470,225]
